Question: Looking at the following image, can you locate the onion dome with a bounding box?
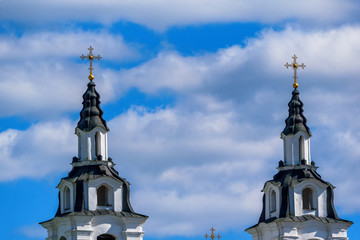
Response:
[282,89,311,136]
[77,81,109,132]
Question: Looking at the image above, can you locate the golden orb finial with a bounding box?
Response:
[88,74,94,81]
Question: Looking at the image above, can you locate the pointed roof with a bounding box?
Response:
[282,89,311,136]
[77,81,109,132]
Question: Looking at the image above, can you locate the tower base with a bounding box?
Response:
[246,217,352,240]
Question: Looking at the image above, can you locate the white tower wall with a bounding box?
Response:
[282,132,311,166]
[76,127,108,161]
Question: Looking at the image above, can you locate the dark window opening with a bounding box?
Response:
[270,190,276,212]
[95,132,101,158]
[97,234,115,240]
[299,135,304,161]
[63,187,70,210]
[302,188,314,210]
[97,185,110,206]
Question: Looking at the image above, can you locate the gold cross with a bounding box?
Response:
[284,54,306,89]
[204,227,221,240]
[80,46,102,81]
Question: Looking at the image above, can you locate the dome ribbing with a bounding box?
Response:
[77,81,109,131]
[282,89,311,136]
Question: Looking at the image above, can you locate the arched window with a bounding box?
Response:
[95,132,101,157]
[63,187,70,210]
[299,135,304,161]
[270,190,276,212]
[97,234,115,240]
[59,237,67,240]
[97,185,109,206]
[302,188,314,210]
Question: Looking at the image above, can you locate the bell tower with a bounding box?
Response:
[245,55,352,240]
[40,47,148,240]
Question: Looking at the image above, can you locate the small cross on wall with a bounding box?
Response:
[284,54,306,89]
[80,46,102,81]
[204,227,221,240]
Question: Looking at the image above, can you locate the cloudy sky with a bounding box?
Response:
[0,0,359,239]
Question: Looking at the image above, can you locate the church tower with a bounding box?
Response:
[245,55,352,240]
[40,47,148,240]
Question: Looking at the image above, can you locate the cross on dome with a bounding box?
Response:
[204,227,221,240]
[284,54,306,89]
[80,46,102,81]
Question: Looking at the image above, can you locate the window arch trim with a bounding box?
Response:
[59,182,73,213]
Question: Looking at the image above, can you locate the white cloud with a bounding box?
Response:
[0,31,137,118]
[317,130,360,213]
[107,106,281,173]
[18,223,47,239]
[105,97,360,235]
[0,31,138,61]
[104,25,360,234]
[134,188,262,236]
[1,25,359,119]
[247,25,360,78]
[0,0,358,31]
[106,106,278,236]
[108,25,360,101]
[0,120,75,181]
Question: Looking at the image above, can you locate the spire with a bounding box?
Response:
[77,81,109,131]
[282,89,311,136]
[282,55,310,136]
[77,46,108,132]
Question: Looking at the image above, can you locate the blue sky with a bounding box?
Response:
[0,0,359,239]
